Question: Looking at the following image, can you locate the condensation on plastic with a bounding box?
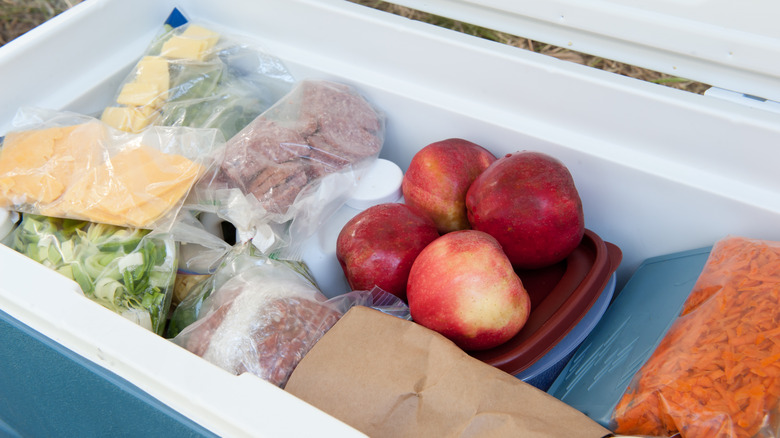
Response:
[0,108,219,230]
[170,242,408,388]
[185,79,386,259]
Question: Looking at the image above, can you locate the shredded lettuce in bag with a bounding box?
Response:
[11,214,177,335]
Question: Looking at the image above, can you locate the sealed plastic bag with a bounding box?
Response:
[0,108,218,229]
[186,80,385,257]
[165,240,302,338]
[9,214,177,335]
[167,211,234,308]
[612,236,780,438]
[170,242,408,388]
[101,20,294,140]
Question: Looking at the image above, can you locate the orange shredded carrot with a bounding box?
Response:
[613,236,780,438]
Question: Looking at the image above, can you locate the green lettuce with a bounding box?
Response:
[11,215,177,335]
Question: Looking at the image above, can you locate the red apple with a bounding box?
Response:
[406,230,531,351]
[466,151,584,269]
[336,203,440,301]
[402,138,496,234]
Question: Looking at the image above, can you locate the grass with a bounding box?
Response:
[0,0,78,45]
[0,0,709,94]
[346,0,711,95]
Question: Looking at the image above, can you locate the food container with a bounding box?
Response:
[547,246,712,428]
[1,0,779,436]
[517,273,617,390]
[300,158,404,299]
[472,229,621,388]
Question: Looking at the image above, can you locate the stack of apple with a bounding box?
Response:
[336,139,585,352]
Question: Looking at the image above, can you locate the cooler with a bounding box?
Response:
[1,0,779,436]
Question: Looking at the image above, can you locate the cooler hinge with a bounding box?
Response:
[705,87,780,114]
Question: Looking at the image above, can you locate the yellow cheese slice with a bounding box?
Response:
[59,145,203,227]
[134,56,170,102]
[101,106,158,133]
[161,36,210,61]
[0,122,104,206]
[160,25,220,61]
[0,120,203,227]
[180,25,220,46]
[117,81,165,108]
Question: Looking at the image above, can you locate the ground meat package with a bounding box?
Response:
[170,243,408,388]
[185,79,385,257]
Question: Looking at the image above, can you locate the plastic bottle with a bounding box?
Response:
[301,158,404,298]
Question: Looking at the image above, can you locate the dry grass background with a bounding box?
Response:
[0,0,709,94]
[0,0,78,45]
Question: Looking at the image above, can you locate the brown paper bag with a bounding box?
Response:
[285,306,612,438]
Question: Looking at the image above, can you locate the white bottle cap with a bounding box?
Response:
[346,158,403,210]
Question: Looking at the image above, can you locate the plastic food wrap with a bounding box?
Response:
[0,109,217,229]
[9,214,177,335]
[101,20,294,140]
[186,80,385,257]
[170,242,408,388]
[167,211,233,308]
[612,236,780,438]
[166,241,304,338]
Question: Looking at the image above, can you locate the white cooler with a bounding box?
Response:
[1,0,779,436]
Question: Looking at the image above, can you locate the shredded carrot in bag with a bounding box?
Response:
[612,236,780,438]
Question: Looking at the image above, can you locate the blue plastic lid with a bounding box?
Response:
[547,246,712,428]
[517,272,617,390]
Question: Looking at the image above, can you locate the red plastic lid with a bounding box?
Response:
[470,229,622,375]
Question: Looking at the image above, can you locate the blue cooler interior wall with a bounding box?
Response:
[0,309,216,438]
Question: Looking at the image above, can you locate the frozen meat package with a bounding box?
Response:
[170,242,409,388]
[186,79,386,257]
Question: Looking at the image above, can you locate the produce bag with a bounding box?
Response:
[185,79,385,258]
[0,108,218,229]
[612,236,780,438]
[101,19,294,140]
[285,306,612,438]
[9,214,177,335]
[170,242,408,388]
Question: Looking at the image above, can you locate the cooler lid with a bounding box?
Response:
[380,0,780,102]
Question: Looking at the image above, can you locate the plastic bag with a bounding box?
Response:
[185,79,385,257]
[0,108,218,229]
[167,211,233,308]
[612,236,780,438]
[9,214,177,335]
[170,242,408,388]
[165,241,309,338]
[100,20,294,140]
